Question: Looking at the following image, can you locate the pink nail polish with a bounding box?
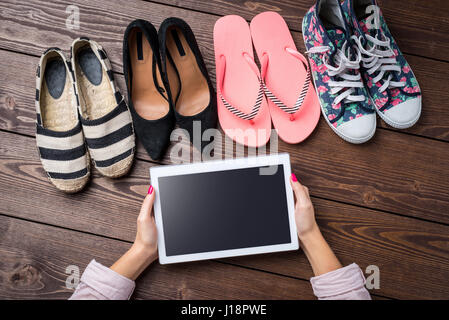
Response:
[291,173,297,182]
[148,185,153,194]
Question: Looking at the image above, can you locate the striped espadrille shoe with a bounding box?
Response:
[35,48,90,193]
[71,38,135,178]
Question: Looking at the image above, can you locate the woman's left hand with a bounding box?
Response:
[110,186,158,280]
[133,186,158,263]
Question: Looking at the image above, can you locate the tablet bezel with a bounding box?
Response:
[150,153,298,264]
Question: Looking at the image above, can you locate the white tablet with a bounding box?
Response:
[150,153,298,264]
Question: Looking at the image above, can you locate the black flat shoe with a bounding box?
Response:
[158,18,217,153]
[123,19,175,160]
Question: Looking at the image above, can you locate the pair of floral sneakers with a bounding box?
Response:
[35,38,135,193]
[303,0,422,144]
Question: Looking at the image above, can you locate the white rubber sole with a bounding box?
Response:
[319,104,376,144]
[374,97,422,129]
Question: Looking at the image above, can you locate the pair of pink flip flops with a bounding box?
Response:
[214,12,320,147]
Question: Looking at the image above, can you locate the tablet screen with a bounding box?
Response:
[158,165,291,256]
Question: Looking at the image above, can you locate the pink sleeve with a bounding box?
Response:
[310,263,371,300]
[69,260,135,300]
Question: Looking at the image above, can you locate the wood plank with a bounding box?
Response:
[1,0,449,300]
[1,130,448,299]
[150,0,449,61]
[1,48,449,224]
[1,0,449,141]
[0,214,316,299]
[225,198,449,300]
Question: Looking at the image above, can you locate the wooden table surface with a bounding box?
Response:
[1,0,448,300]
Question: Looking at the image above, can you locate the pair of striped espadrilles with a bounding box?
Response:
[35,38,135,193]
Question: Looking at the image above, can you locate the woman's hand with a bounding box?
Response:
[290,173,342,276]
[110,186,158,280]
[133,185,158,262]
[290,173,318,240]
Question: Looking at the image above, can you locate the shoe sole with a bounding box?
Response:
[47,151,91,193]
[375,103,421,129]
[94,150,135,178]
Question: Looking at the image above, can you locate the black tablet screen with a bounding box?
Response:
[157,165,291,256]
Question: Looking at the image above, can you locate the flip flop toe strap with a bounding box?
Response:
[262,71,310,114]
[219,80,264,121]
[260,48,311,115]
[218,54,264,121]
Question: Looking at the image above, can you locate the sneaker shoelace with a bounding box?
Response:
[351,33,405,93]
[307,41,365,107]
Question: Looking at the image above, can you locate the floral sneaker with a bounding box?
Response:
[342,0,422,129]
[302,0,376,144]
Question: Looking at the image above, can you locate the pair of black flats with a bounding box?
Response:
[123,18,217,160]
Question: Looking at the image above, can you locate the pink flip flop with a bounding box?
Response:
[214,15,271,148]
[250,12,320,144]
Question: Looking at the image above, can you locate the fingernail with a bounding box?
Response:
[148,185,153,194]
[291,173,297,182]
